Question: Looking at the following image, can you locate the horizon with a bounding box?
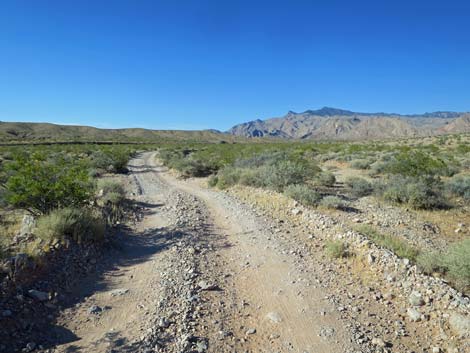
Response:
[2,105,470,132]
[1,1,470,130]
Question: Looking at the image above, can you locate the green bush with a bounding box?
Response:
[380,176,447,209]
[417,240,470,293]
[417,251,447,275]
[36,207,105,244]
[284,184,321,206]
[5,153,94,214]
[325,240,349,258]
[442,239,470,291]
[350,159,372,170]
[446,175,470,200]
[262,160,311,191]
[97,179,125,198]
[207,175,218,187]
[345,177,373,197]
[319,196,347,209]
[89,148,133,174]
[216,167,242,189]
[384,151,449,178]
[315,172,336,187]
[173,158,218,177]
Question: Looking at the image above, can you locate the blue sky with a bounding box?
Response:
[1,1,469,130]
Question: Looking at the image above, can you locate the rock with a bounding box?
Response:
[15,215,36,241]
[266,311,282,323]
[28,289,49,301]
[448,312,470,338]
[407,308,421,322]
[158,317,170,328]
[291,208,302,216]
[87,305,102,315]
[319,326,335,338]
[432,347,441,353]
[2,310,12,317]
[245,328,256,335]
[110,288,129,296]
[367,253,375,264]
[371,337,386,347]
[195,340,208,352]
[409,291,424,306]
[12,254,35,276]
[25,342,36,352]
[197,280,219,291]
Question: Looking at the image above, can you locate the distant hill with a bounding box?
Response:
[228,107,470,140]
[0,121,234,143]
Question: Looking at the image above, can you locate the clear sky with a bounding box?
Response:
[1,1,469,131]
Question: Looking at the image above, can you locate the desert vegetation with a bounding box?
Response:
[158,133,470,293]
[0,143,149,262]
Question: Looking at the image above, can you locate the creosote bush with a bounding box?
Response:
[315,171,336,187]
[379,176,447,209]
[212,151,319,192]
[350,159,372,170]
[319,196,347,210]
[5,153,94,214]
[36,207,105,244]
[446,175,470,200]
[283,184,321,206]
[345,177,373,197]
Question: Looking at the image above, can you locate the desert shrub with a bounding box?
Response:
[384,151,449,178]
[5,153,94,214]
[97,179,125,198]
[315,172,336,187]
[417,252,447,275]
[417,240,470,292]
[89,148,133,174]
[207,175,218,187]
[233,151,287,168]
[369,161,387,176]
[380,176,447,209]
[355,225,419,261]
[446,175,470,200]
[345,177,373,197]
[350,159,372,170]
[96,179,126,224]
[36,207,105,244]
[319,196,347,209]
[172,158,217,177]
[284,184,321,206]
[238,169,264,187]
[262,160,311,191]
[325,240,349,258]
[215,167,242,189]
[442,239,470,291]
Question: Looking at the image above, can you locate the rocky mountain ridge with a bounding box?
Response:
[228,107,470,140]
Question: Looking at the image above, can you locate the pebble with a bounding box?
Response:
[266,311,282,323]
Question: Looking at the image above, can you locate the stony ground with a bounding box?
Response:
[9,151,467,353]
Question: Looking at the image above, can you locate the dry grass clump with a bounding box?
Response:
[354,224,419,261]
[325,240,350,258]
[35,207,105,244]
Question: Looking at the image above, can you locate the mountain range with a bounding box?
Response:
[228,107,470,140]
[1,107,470,143]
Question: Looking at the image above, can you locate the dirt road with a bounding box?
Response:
[49,152,378,352]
